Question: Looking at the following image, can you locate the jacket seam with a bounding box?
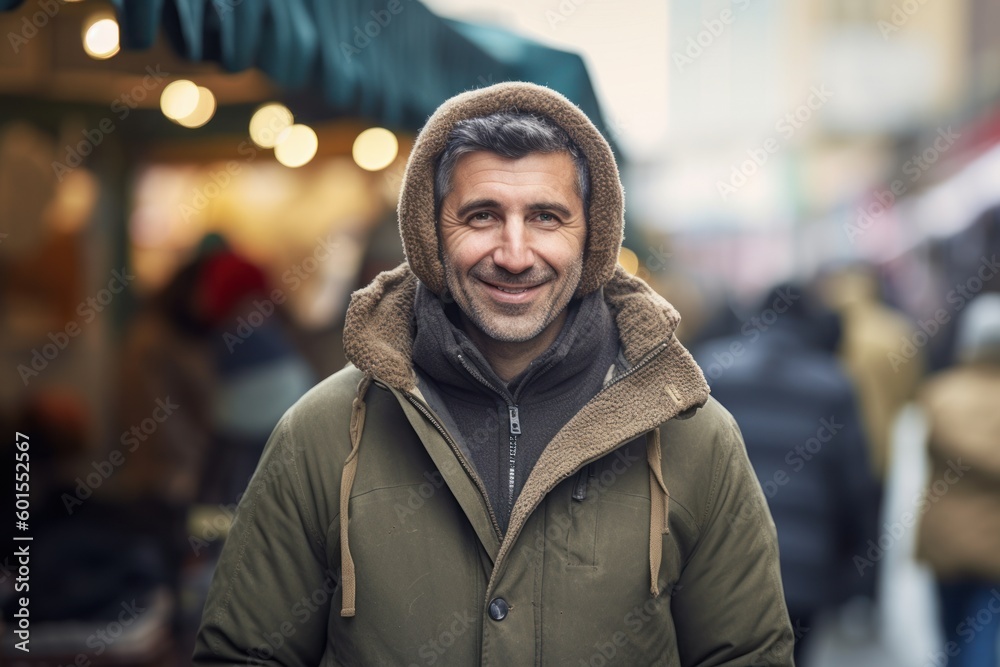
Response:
[700,436,731,529]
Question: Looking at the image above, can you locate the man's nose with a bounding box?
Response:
[493,219,534,274]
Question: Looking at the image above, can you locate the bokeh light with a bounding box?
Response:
[175,87,217,129]
[249,103,294,148]
[274,124,318,168]
[82,17,120,60]
[618,246,639,275]
[160,80,200,121]
[352,127,398,171]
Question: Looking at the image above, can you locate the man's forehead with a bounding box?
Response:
[448,151,580,197]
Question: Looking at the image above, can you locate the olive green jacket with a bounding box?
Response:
[194,264,794,666]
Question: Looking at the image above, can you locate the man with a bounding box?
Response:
[195,82,794,666]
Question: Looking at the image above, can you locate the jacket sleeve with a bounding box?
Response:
[672,414,795,667]
[194,413,335,666]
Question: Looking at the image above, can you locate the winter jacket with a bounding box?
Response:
[194,264,794,666]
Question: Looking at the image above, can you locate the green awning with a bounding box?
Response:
[1,0,617,148]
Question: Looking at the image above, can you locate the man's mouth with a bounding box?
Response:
[477,278,546,300]
[481,280,539,293]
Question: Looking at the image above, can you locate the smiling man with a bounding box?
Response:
[195,82,794,666]
[438,148,584,343]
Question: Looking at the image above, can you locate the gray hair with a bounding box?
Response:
[433,111,590,217]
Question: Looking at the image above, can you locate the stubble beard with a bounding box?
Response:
[443,256,583,344]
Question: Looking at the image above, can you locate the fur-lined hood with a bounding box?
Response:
[396,81,625,298]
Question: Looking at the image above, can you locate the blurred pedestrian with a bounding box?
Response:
[819,265,925,479]
[193,240,314,505]
[916,293,1000,667]
[695,285,882,665]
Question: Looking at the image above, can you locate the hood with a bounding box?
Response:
[397,81,625,298]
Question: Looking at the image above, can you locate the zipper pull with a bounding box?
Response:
[508,405,521,435]
[572,465,590,501]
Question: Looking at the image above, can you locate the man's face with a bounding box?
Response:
[439,150,587,343]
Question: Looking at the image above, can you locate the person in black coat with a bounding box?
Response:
[694,284,881,665]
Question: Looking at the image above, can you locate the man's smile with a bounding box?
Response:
[476,277,547,303]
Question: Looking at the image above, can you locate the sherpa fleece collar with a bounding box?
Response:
[397,81,625,298]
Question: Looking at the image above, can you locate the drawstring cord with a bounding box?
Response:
[340,374,372,618]
[647,427,670,597]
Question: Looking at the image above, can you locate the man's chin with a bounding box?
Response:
[472,315,547,345]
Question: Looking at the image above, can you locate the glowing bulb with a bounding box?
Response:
[249,103,294,148]
[83,17,119,59]
[160,80,200,121]
[274,125,318,168]
[352,127,398,171]
[176,87,216,128]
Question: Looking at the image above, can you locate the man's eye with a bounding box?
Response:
[537,213,558,223]
[471,212,492,222]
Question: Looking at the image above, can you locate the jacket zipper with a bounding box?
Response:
[402,392,505,541]
[603,340,670,390]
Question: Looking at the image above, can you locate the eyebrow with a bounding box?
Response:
[527,202,574,218]
[455,199,575,219]
[455,199,501,218]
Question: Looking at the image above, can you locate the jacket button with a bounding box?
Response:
[488,597,509,621]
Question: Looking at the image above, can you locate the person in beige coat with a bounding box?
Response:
[917,292,1000,667]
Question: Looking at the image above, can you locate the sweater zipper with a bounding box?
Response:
[402,392,505,541]
[507,406,520,508]
[456,353,522,514]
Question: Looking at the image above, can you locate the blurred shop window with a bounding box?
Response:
[127,155,385,333]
